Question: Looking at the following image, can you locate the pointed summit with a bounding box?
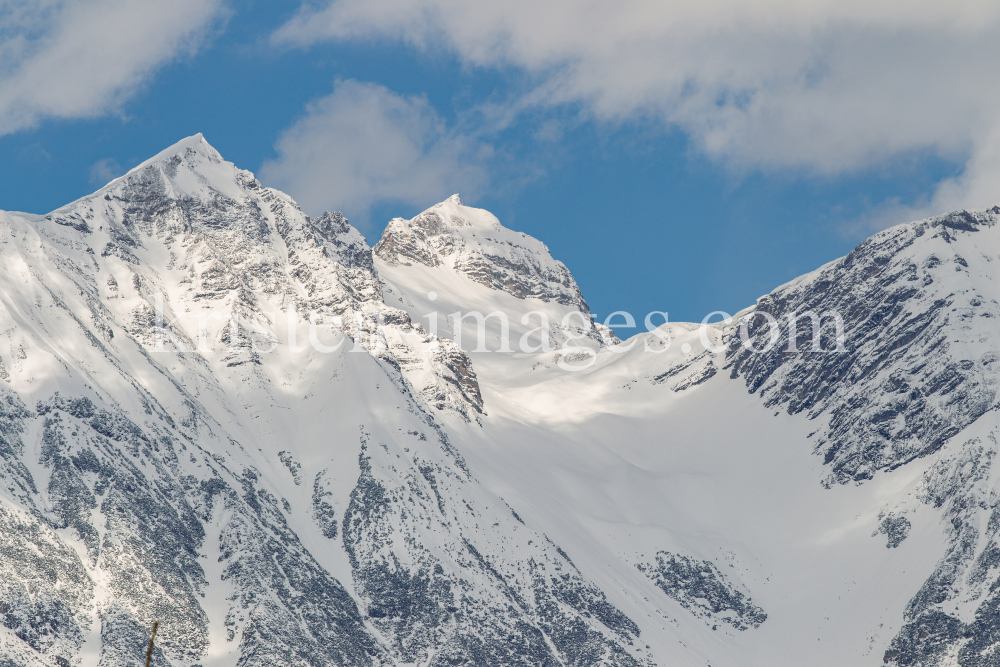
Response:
[134,132,219,170]
[374,195,589,310]
[121,132,249,202]
[57,133,244,209]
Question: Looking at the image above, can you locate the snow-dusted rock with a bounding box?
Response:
[375,195,589,311]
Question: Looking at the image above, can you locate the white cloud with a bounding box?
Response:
[274,1,1000,219]
[88,157,121,185]
[259,80,490,220]
[0,0,226,136]
[852,123,1000,233]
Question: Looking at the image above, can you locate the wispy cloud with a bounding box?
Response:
[259,80,491,221]
[88,157,121,186]
[0,0,227,136]
[274,1,1000,220]
[849,131,1000,234]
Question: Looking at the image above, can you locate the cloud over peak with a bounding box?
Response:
[274,0,1000,223]
[259,80,490,221]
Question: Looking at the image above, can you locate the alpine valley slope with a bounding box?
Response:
[0,135,995,667]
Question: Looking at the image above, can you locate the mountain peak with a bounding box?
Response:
[409,194,502,232]
[374,197,590,312]
[104,132,247,204]
[139,132,215,165]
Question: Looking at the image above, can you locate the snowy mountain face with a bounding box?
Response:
[0,135,997,667]
[375,196,588,311]
[727,209,1000,665]
[728,209,1000,485]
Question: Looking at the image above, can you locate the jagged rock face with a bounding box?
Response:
[0,471,93,665]
[374,195,590,312]
[310,211,376,273]
[726,208,1000,484]
[0,382,383,667]
[46,135,484,419]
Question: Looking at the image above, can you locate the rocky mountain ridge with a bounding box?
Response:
[0,136,650,667]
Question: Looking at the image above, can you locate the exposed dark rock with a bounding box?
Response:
[313,470,338,538]
[874,513,912,548]
[638,551,766,630]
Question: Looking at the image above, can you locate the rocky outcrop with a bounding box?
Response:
[637,552,766,631]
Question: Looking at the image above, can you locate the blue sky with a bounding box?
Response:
[1,1,996,323]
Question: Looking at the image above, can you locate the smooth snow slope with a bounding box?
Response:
[0,135,995,667]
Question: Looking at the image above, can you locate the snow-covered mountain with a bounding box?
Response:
[0,134,996,667]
